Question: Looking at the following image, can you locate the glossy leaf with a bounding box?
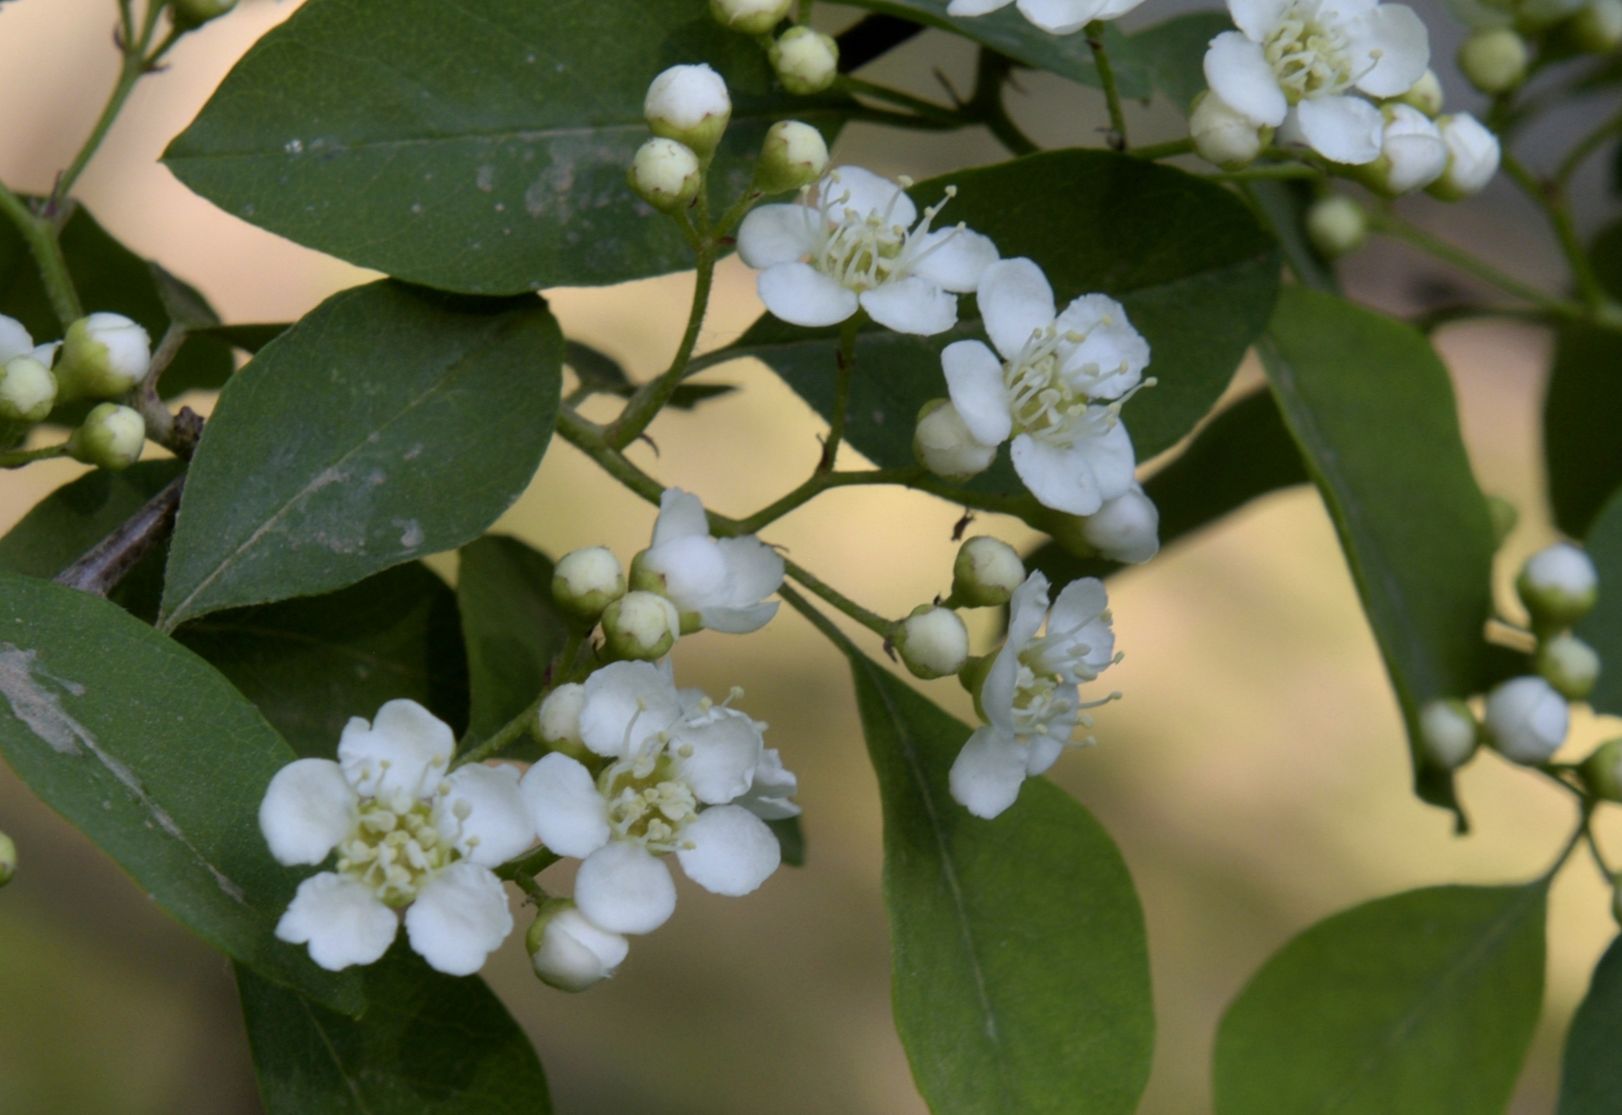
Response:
[177,564,470,757]
[238,951,550,1114]
[1577,487,1622,718]
[0,573,361,1014]
[1242,179,1340,292]
[1259,287,1496,823]
[165,0,846,295]
[1214,884,1546,1115]
[0,200,234,397]
[456,535,569,751]
[1557,936,1622,1113]
[1028,389,1306,583]
[160,281,562,630]
[849,652,1153,1115]
[1131,12,1234,111]
[717,149,1279,493]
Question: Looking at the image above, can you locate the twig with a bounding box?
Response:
[54,473,184,597]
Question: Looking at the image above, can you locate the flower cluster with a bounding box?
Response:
[260,489,798,989]
[1,310,152,469]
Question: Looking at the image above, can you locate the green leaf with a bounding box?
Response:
[0,572,361,1014]
[1129,12,1234,111]
[1558,935,1622,1113]
[718,149,1279,493]
[238,950,550,1113]
[176,564,470,758]
[164,0,846,295]
[1259,287,1496,824]
[767,815,805,867]
[566,340,735,410]
[0,199,233,397]
[1576,487,1622,718]
[1241,179,1340,292]
[456,535,569,751]
[197,322,290,355]
[1028,389,1307,583]
[1214,884,1547,1115]
[160,281,562,630]
[848,652,1152,1115]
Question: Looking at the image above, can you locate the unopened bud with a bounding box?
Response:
[629,138,702,213]
[755,121,829,193]
[68,403,144,471]
[1086,487,1161,564]
[0,314,32,364]
[952,536,1025,607]
[1583,738,1622,802]
[0,356,56,423]
[173,0,237,27]
[1483,675,1569,764]
[894,605,969,680]
[602,590,679,661]
[1459,29,1529,93]
[709,0,792,35]
[527,901,629,991]
[535,682,589,759]
[770,27,839,95]
[1428,114,1500,199]
[55,313,151,402]
[645,64,731,156]
[914,399,995,481]
[552,546,627,621]
[1398,69,1444,116]
[0,831,13,887]
[1362,104,1447,196]
[1418,698,1479,770]
[1190,91,1268,170]
[1305,195,1369,257]
[1572,0,1622,50]
[1517,541,1599,631]
[1535,631,1601,700]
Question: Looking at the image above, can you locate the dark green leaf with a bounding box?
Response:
[1027,389,1307,583]
[1577,487,1622,718]
[718,149,1279,494]
[164,0,847,295]
[1130,12,1233,111]
[1214,884,1547,1115]
[238,950,550,1114]
[1558,935,1622,1113]
[1259,287,1496,824]
[0,199,233,396]
[456,535,569,750]
[160,281,562,630]
[849,652,1152,1115]
[1241,179,1341,292]
[197,322,290,355]
[176,564,470,758]
[767,815,805,867]
[0,572,361,1014]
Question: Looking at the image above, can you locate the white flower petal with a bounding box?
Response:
[1294,95,1383,165]
[821,165,916,227]
[980,643,1023,735]
[759,262,861,327]
[1015,0,1103,33]
[1025,734,1065,775]
[700,601,781,634]
[338,699,455,801]
[521,753,612,858]
[1092,0,1149,18]
[1043,577,1115,680]
[651,487,710,547]
[948,0,1015,13]
[676,805,781,895]
[907,227,1000,294]
[579,660,681,757]
[736,203,819,268]
[404,863,513,976]
[530,906,629,991]
[1007,570,1053,649]
[276,872,397,971]
[575,843,678,935]
[737,748,801,820]
[949,727,1029,819]
[259,758,355,866]
[1350,5,1429,97]
[672,707,764,804]
[715,536,785,605]
[1205,33,1288,128]
[978,258,1056,361]
[1055,294,1149,400]
[438,763,534,867]
[942,340,1014,447]
[1012,435,1105,515]
[645,533,728,610]
[1229,0,1292,38]
[860,277,957,336]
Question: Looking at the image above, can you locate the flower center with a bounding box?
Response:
[1009,665,1077,740]
[809,175,958,293]
[1003,326,1093,444]
[1262,6,1355,101]
[337,798,457,908]
[599,747,697,854]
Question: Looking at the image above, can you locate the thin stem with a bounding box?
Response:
[497,846,562,885]
[1207,164,1319,181]
[837,75,962,125]
[1370,212,1580,316]
[778,583,865,659]
[1583,823,1615,883]
[605,244,717,450]
[0,443,69,469]
[1085,23,1128,151]
[453,695,545,768]
[1555,107,1622,189]
[0,183,82,327]
[783,558,893,638]
[1132,138,1195,161]
[818,316,862,472]
[557,407,668,507]
[1542,799,1596,883]
[55,473,184,595]
[969,50,1039,158]
[1500,151,1608,309]
[509,872,551,905]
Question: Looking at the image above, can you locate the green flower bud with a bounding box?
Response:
[1190,91,1271,170]
[0,356,57,423]
[1305,195,1369,259]
[754,121,829,194]
[1458,29,1529,94]
[629,138,702,213]
[1397,69,1445,116]
[0,831,14,887]
[1571,0,1622,50]
[1580,738,1622,802]
[173,0,237,28]
[1535,631,1601,701]
[527,899,628,991]
[552,546,627,621]
[952,536,1025,608]
[914,399,995,481]
[645,64,731,157]
[602,590,680,661]
[55,313,151,402]
[709,0,792,35]
[535,682,590,760]
[893,605,969,680]
[1418,698,1479,770]
[68,403,145,471]
[770,27,839,96]
[1517,541,1599,632]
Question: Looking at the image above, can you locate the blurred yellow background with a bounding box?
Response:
[1,1,1618,1112]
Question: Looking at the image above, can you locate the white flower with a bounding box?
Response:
[950,572,1117,818]
[947,0,1148,34]
[638,488,784,634]
[1429,113,1499,198]
[259,700,534,975]
[1366,103,1447,194]
[519,662,792,934]
[737,165,998,335]
[914,398,998,480]
[527,901,630,992]
[1483,676,1569,764]
[942,257,1145,515]
[1190,90,1269,168]
[1204,0,1430,164]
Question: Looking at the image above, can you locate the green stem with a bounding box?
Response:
[778,582,865,658]
[497,846,562,886]
[969,50,1039,157]
[453,695,545,768]
[1542,799,1596,883]
[1500,151,1608,309]
[0,443,69,469]
[0,183,82,327]
[783,558,893,638]
[1369,212,1581,317]
[604,243,717,450]
[1555,107,1622,189]
[557,407,668,507]
[1085,22,1128,151]
[818,315,862,472]
[1132,138,1195,161]
[836,75,963,125]
[1207,164,1319,181]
